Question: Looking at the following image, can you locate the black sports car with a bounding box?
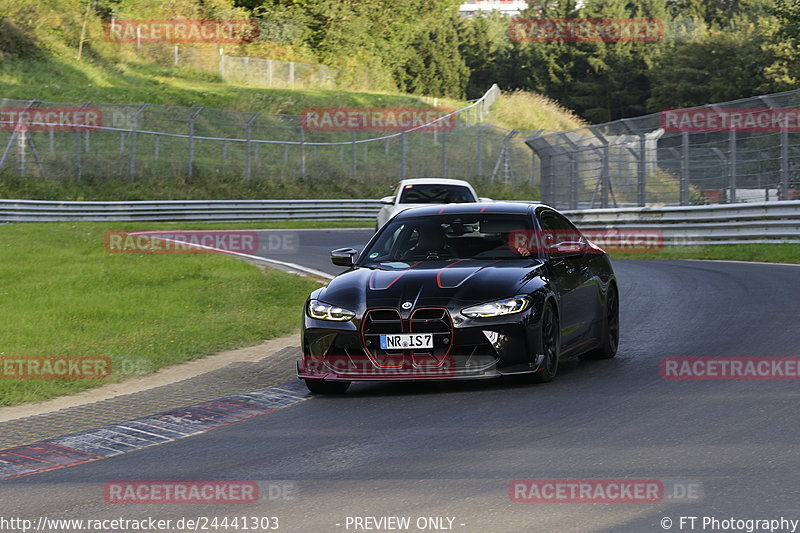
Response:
[297,202,618,394]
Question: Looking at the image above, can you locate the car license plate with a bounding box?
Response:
[379,333,433,350]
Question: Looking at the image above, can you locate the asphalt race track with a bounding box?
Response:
[4,229,800,533]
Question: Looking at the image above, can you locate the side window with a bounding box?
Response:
[539,210,582,246]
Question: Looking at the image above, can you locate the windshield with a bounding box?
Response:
[398,184,476,204]
[360,213,539,265]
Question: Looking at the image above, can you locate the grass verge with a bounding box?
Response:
[0,221,327,406]
[610,244,800,264]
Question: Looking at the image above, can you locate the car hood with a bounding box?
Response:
[317,258,546,311]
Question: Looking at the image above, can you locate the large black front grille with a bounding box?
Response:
[362,308,453,367]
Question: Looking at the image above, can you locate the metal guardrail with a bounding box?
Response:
[563,200,800,245]
[0,199,383,222]
[2,198,799,246]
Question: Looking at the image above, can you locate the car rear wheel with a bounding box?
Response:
[530,302,559,383]
[304,379,350,395]
[581,284,619,360]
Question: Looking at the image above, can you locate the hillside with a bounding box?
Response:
[0,0,585,201]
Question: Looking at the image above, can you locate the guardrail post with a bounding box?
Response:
[681,131,690,205]
[188,107,203,179]
[780,128,789,201]
[729,130,737,203]
[245,112,259,182]
[129,104,147,181]
[638,134,647,206]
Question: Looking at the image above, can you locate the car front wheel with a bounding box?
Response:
[581,284,619,360]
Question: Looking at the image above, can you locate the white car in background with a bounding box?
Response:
[376,178,489,229]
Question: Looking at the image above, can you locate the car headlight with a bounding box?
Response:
[462,296,531,318]
[307,300,356,321]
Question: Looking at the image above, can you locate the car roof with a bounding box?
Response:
[398,178,476,187]
[393,201,544,218]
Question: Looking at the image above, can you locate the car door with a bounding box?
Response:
[538,209,596,351]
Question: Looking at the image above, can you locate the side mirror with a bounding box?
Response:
[380,195,395,205]
[331,247,359,267]
[478,197,493,202]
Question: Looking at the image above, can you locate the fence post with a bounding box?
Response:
[75,102,90,181]
[74,129,82,182]
[729,130,737,203]
[289,62,295,85]
[268,59,273,86]
[601,144,610,208]
[351,130,357,179]
[188,108,203,179]
[401,132,407,179]
[49,130,54,154]
[173,45,178,67]
[244,56,249,83]
[154,135,160,161]
[441,131,447,177]
[638,134,647,206]
[18,129,26,176]
[780,128,789,201]
[219,49,225,78]
[680,131,689,205]
[569,156,577,210]
[476,127,483,177]
[129,104,147,181]
[300,127,306,181]
[245,112,259,181]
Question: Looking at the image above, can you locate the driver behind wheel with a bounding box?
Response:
[401,222,456,259]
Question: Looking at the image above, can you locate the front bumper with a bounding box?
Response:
[298,306,545,382]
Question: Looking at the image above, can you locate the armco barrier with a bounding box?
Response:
[563,200,800,245]
[2,198,799,245]
[0,199,383,222]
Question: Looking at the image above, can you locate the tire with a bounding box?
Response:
[304,379,350,395]
[581,284,619,360]
[530,302,560,383]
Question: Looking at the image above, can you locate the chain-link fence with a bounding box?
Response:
[167,47,337,89]
[527,89,800,209]
[0,85,544,188]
